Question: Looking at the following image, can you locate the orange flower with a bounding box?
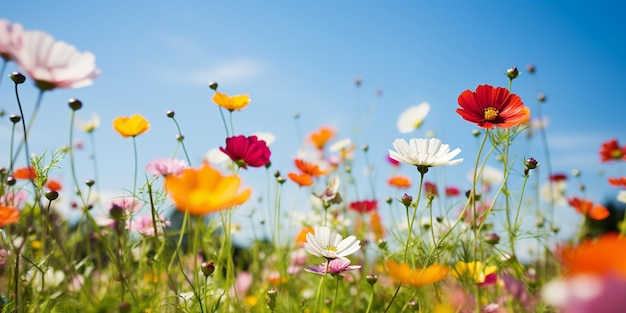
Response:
[212,91,250,111]
[45,179,62,191]
[370,211,386,241]
[113,114,150,138]
[608,177,626,188]
[560,233,626,278]
[0,206,20,227]
[309,126,335,150]
[295,227,314,246]
[387,174,411,189]
[599,138,626,162]
[567,197,609,220]
[288,172,313,187]
[165,164,251,216]
[385,260,448,287]
[13,166,36,180]
[456,85,530,129]
[294,159,327,177]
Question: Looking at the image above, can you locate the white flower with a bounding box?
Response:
[76,113,100,133]
[252,132,276,146]
[467,165,504,188]
[389,138,463,168]
[397,102,430,133]
[203,148,232,168]
[540,181,567,206]
[304,226,360,260]
[617,190,626,204]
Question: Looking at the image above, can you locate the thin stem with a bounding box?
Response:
[218,106,230,138]
[170,116,192,165]
[404,169,426,263]
[331,276,339,313]
[0,59,7,86]
[13,82,30,168]
[132,136,139,195]
[365,283,375,313]
[12,89,44,164]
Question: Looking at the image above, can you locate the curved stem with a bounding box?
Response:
[170,116,192,165]
[218,106,230,138]
[12,89,44,164]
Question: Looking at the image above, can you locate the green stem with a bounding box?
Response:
[132,136,138,196]
[12,89,44,164]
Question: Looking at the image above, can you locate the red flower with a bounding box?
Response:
[608,177,626,188]
[387,154,400,167]
[220,135,271,169]
[45,179,63,191]
[549,173,568,182]
[456,85,530,129]
[349,200,378,214]
[423,181,438,198]
[13,166,36,180]
[567,197,609,220]
[599,138,626,162]
[445,186,461,197]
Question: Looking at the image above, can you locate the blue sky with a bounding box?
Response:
[2,1,625,244]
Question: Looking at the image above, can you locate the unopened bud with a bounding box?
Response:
[166,110,175,118]
[537,93,546,103]
[484,232,500,245]
[209,81,218,90]
[526,64,535,74]
[119,302,131,313]
[109,205,124,219]
[5,176,16,186]
[400,193,413,207]
[366,274,378,286]
[10,72,25,84]
[524,157,539,170]
[68,98,82,111]
[506,66,519,79]
[85,179,95,187]
[201,260,215,277]
[45,191,59,201]
[9,114,20,123]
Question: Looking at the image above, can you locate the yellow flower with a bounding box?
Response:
[113,114,150,137]
[212,91,250,111]
[452,261,497,283]
[385,260,448,287]
[165,164,251,216]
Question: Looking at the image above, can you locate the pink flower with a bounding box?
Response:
[127,214,170,236]
[12,29,100,90]
[0,19,24,61]
[304,257,361,276]
[146,158,189,176]
[0,190,27,210]
[110,197,142,214]
[543,275,626,313]
[220,135,271,169]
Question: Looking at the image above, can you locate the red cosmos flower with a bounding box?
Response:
[456,85,530,129]
[220,135,271,169]
[423,181,438,198]
[567,197,609,220]
[45,179,62,191]
[13,166,36,180]
[349,199,378,214]
[549,173,568,182]
[608,177,626,188]
[599,138,626,162]
[445,186,461,197]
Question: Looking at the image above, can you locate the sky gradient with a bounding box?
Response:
[2,1,625,245]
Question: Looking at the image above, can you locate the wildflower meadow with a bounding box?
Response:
[1,12,626,313]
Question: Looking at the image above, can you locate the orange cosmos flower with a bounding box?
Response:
[599,138,626,162]
[560,233,626,278]
[608,177,626,188]
[13,166,36,180]
[370,211,386,241]
[294,159,327,177]
[567,197,609,220]
[165,164,251,216]
[212,91,250,111]
[113,114,150,138]
[288,172,314,187]
[456,84,530,129]
[295,227,314,246]
[45,179,62,191]
[0,206,20,227]
[385,260,448,287]
[309,126,335,150]
[387,174,411,189]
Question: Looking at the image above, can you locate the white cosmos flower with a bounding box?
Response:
[617,190,626,204]
[389,138,463,168]
[252,132,276,146]
[397,102,431,133]
[304,226,360,260]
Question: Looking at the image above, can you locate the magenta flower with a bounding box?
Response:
[304,257,361,276]
[220,135,271,169]
[12,29,100,90]
[146,158,189,176]
[0,19,24,61]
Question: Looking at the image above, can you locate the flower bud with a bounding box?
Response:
[472,129,481,137]
[85,179,95,187]
[109,205,124,219]
[505,66,519,79]
[201,260,215,277]
[119,302,131,313]
[385,197,393,205]
[524,157,539,170]
[366,274,378,286]
[484,232,500,245]
[9,114,20,123]
[5,176,16,186]
[400,193,413,207]
[362,144,369,152]
[176,134,184,142]
[526,64,535,74]
[166,110,175,118]
[354,77,362,87]
[267,288,278,310]
[10,72,25,84]
[68,98,82,111]
[45,191,59,201]
[572,168,581,177]
[209,81,218,90]
[537,93,547,103]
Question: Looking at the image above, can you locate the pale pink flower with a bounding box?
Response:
[543,275,626,313]
[230,271,252,297]
[110,197,142,214]
[12,30,100,90]
[146,158,189,176]
[0,19,24,61]
[304,257,361,276]
[127,214,170,236]
[0,189,28,210]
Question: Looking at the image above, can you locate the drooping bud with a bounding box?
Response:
[10,72,25,84]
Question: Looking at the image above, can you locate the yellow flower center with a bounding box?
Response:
[610,149,623,159]
[483,107,499,121]
[326,245,337,252]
